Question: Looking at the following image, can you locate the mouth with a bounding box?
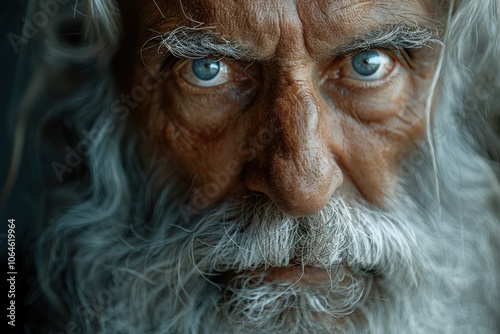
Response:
[214,264,343,287]
[255,265,332,283]
[211,264,377,320]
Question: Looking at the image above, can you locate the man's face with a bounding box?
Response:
[27,0,500,332]
[112,0,443,329]
[124,0,441,214]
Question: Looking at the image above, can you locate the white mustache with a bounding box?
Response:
[178,190,415,280]
[168,189,427,329]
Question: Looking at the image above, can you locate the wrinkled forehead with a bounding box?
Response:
[142,0,443,60]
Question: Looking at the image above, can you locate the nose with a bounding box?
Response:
[245,78,343,217]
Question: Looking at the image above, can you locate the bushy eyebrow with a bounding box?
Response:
[145,22,441,61]
[339,23,443,55]
[141,26,245,61]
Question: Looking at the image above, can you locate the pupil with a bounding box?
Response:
[192,58,220,81]
[352,50,381,76]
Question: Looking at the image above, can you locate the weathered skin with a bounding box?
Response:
[117,0,441,217]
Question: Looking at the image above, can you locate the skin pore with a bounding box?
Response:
[117,0,442,219]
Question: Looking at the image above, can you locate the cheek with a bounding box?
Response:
[143,96,250,205]
[323,66,412,122]
[171,140,246,204]
[322,70,428,203]
[162,78,234,135]
[337,124,403,205]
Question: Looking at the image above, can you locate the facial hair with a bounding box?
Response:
[34,106,500,333]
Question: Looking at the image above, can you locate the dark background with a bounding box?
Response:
[2,1,37,333]
[2,1,31,241]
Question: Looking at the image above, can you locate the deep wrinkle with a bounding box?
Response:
[131,0,441,212]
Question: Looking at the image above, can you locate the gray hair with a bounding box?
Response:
[8,0,500,333]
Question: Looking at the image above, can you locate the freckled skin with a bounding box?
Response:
[116,0,442,216]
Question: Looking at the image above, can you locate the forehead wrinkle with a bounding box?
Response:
[173,0,286,60]
[212,1,312,62]
[148,0,439,62]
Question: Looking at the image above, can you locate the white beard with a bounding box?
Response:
[34,82,500,333]
[26,1,500,332]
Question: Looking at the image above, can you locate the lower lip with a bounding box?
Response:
[246,266,332,284]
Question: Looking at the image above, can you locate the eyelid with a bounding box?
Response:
[176,57,253,88]
[321,49,397,86]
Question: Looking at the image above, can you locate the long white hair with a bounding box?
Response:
[11,0,500,333]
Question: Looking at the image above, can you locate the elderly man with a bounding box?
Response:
[10,0,500,333]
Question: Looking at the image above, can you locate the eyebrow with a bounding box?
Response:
[144,26,245,60]
[339,23,443,55]
[149,22,441,61]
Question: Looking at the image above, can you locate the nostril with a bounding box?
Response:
[269,189,333,218]
[244,163,333,217]
[265,153,342,217]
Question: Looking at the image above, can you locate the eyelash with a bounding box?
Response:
[171,47,407,91]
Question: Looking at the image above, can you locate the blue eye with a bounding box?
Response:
[192,57,221,81]
[345,50,394,81]
[352,50,382,76]
[181,58,232,87]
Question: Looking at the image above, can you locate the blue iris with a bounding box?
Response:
[352,50,381,76]
[192,57,220,81]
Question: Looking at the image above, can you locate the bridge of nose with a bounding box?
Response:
[245,65,342,217]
